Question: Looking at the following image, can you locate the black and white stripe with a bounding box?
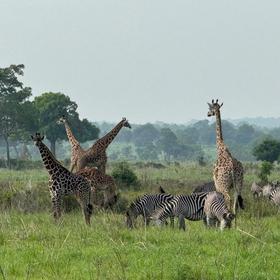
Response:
[203,191,235,230]
[126,193,173,228]
[151,192,209,231]
[269,188,280,207]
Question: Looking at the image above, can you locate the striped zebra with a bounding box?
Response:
[251,181,262,198]
[269,188,280,207]
[126,193,174,228]
[262,183,280,198]
[203,191,235,230]
[151,192,209,231]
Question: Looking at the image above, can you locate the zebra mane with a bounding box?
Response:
[128,196,142,211]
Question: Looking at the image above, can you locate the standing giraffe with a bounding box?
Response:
[76,118,131,172]
[207,99,244,213]
[58,117,131,173]
[57,116,84,172]
[76,167,118,209]
[31,132,93,225]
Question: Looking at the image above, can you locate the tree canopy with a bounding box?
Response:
[253,138,280,162]
[0,64,35,167]
[33,92,99,155]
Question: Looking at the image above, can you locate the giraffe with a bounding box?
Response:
[207,99,244,214]
[76,167,118,209]
[31,132,93,225]
[58,117,131,173]
[76,117,131,173]
[57,116,85,172]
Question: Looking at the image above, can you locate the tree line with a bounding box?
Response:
[1,64,280,168]
[0,64,99,168]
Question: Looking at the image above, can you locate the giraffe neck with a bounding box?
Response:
[64,121,80,148]
[92,120,125,150]
[37,142,66,176]
[215,110,224,147]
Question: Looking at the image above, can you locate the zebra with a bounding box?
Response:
[126,193,174,228]
[262,183,278,198]
[269,188,280,207]
[151,192,209,231]
[251,181,262,198]
[192,181,215,193]
[203,191,235,230]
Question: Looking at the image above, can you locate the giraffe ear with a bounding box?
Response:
[207,102,211,107]
[212,99,214,104]
[31,135,34,140]
[220,103,223,107]
[42,136,45,140]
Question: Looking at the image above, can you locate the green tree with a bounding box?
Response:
[258,161,273,184]
[111,161,138,188]
[132,123,160,146]
[236,124,256,144]
[0,64,34,168]
[253,138,280,163]
[33,92,99,155]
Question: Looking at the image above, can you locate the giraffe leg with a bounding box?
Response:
[51,195,62,221]
[79,190,93,225]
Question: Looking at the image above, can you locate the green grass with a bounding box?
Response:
[0,163,280,279]
[0,210,279,280]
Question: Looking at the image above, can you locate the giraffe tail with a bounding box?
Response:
[87,190,93,215]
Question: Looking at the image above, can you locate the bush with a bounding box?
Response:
[258,161,273,184]
[111,162,139,189]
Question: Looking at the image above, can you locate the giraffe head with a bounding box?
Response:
[31,132,44,146]
[57,115,67,125]
[122,117,131,129]
[207,99,223,117]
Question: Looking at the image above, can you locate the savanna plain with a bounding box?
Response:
[0,163,279,280]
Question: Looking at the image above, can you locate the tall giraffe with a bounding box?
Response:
[57,116,84,172]
[58,117,131,173]
[31,132,93,225]
[207,99,244,213]
[76,118,131,172]
[76,167,118,209]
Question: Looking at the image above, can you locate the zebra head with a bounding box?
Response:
[220,212,235,230]
[126,200,140,228]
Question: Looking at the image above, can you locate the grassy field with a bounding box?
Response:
[0,163,280,279]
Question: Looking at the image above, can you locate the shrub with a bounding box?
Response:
[258,161,273,184]
[111,162,139,188]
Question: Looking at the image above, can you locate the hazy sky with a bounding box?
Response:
[1,0,280,123]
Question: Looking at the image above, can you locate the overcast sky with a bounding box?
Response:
[1,0,280,123]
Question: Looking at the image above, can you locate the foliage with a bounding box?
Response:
[33,92,99,155]
[0,64,36,168]
[111,161,139,188]
[258,161,273,183]
[253,138,280,162]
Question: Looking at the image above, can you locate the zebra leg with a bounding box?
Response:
[203,216,207,227]
[170,216,175,228]
[178,215,186,231]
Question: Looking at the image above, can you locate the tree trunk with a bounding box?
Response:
[4,135,11,169]
[50,140,56,156]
